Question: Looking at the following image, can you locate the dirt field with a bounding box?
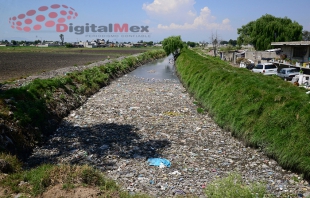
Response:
[0,48,148,82]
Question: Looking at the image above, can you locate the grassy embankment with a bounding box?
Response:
[176,49,310,178]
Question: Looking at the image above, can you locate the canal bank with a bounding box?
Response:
[24,55,310,197]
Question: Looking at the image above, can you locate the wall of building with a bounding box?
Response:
[245,51,279,64]
[280,46,310,63]
[220,51,235,62]
[271,42,310,63]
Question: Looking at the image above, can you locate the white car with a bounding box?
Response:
[252,63,278,75]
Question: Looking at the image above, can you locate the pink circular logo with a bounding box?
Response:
[9,4,78,32]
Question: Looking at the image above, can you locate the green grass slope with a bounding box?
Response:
[176,49,310,178]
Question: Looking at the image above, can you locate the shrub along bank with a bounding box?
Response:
[176,49,310,178]
[0,49,166,157]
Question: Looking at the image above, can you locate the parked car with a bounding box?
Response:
[252,63,278,75]
[277,68,300,81]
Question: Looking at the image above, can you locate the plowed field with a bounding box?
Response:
[0,48,148,82]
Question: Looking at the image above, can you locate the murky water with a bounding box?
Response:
[128,55,180,82]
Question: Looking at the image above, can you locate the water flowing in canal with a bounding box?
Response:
[128,55,180,82]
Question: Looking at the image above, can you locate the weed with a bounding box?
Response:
[0,153,23,173]
[204,173,268,198]
[292,176,299,182]
[163,111,181,117]
[196,107,204,114]
[59,94,65,100]
[81,166,104,186]
[1,164,54,195]
[62,183,75,190]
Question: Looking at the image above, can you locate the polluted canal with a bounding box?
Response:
[27,55,309,197]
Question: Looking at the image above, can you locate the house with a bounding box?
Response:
[153,44,162,47]
[271,41,310,63]
[79,41,97,48]
[132,43,145,47]
[123,43,133,47]
[219,48,279,65]
[271,41,310,74]
[244,50,279,64]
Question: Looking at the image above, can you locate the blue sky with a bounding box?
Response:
[1,0,309,43]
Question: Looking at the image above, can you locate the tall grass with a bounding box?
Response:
[176,49,310,178]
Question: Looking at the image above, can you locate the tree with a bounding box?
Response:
[59,34,64,46]
[302,30,310,41]
[162,36,184,60]
[228,39,237,46]
[211,32,220,57]
[187,41,196,48]
[237,14,303,50]
[11,40,17,45]
[65,43,74,48]
[146,41,153,46]
[220,41,228,45]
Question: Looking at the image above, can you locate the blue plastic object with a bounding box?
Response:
[147,158,171,167]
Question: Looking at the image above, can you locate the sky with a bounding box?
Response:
[1,0,310,43]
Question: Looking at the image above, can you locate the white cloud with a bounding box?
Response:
[157,6,231,30]
[222,18,230,25]
[187,10,196,17]
[143,0,195,14]
[142,0,197,24]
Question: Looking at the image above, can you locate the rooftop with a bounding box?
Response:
[271,41,310,46]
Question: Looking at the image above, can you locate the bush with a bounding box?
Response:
[65,43,74,48]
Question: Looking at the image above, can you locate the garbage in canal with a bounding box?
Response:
[169,170,181,175]
[24,55,310,197]
[147,158,171,168]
